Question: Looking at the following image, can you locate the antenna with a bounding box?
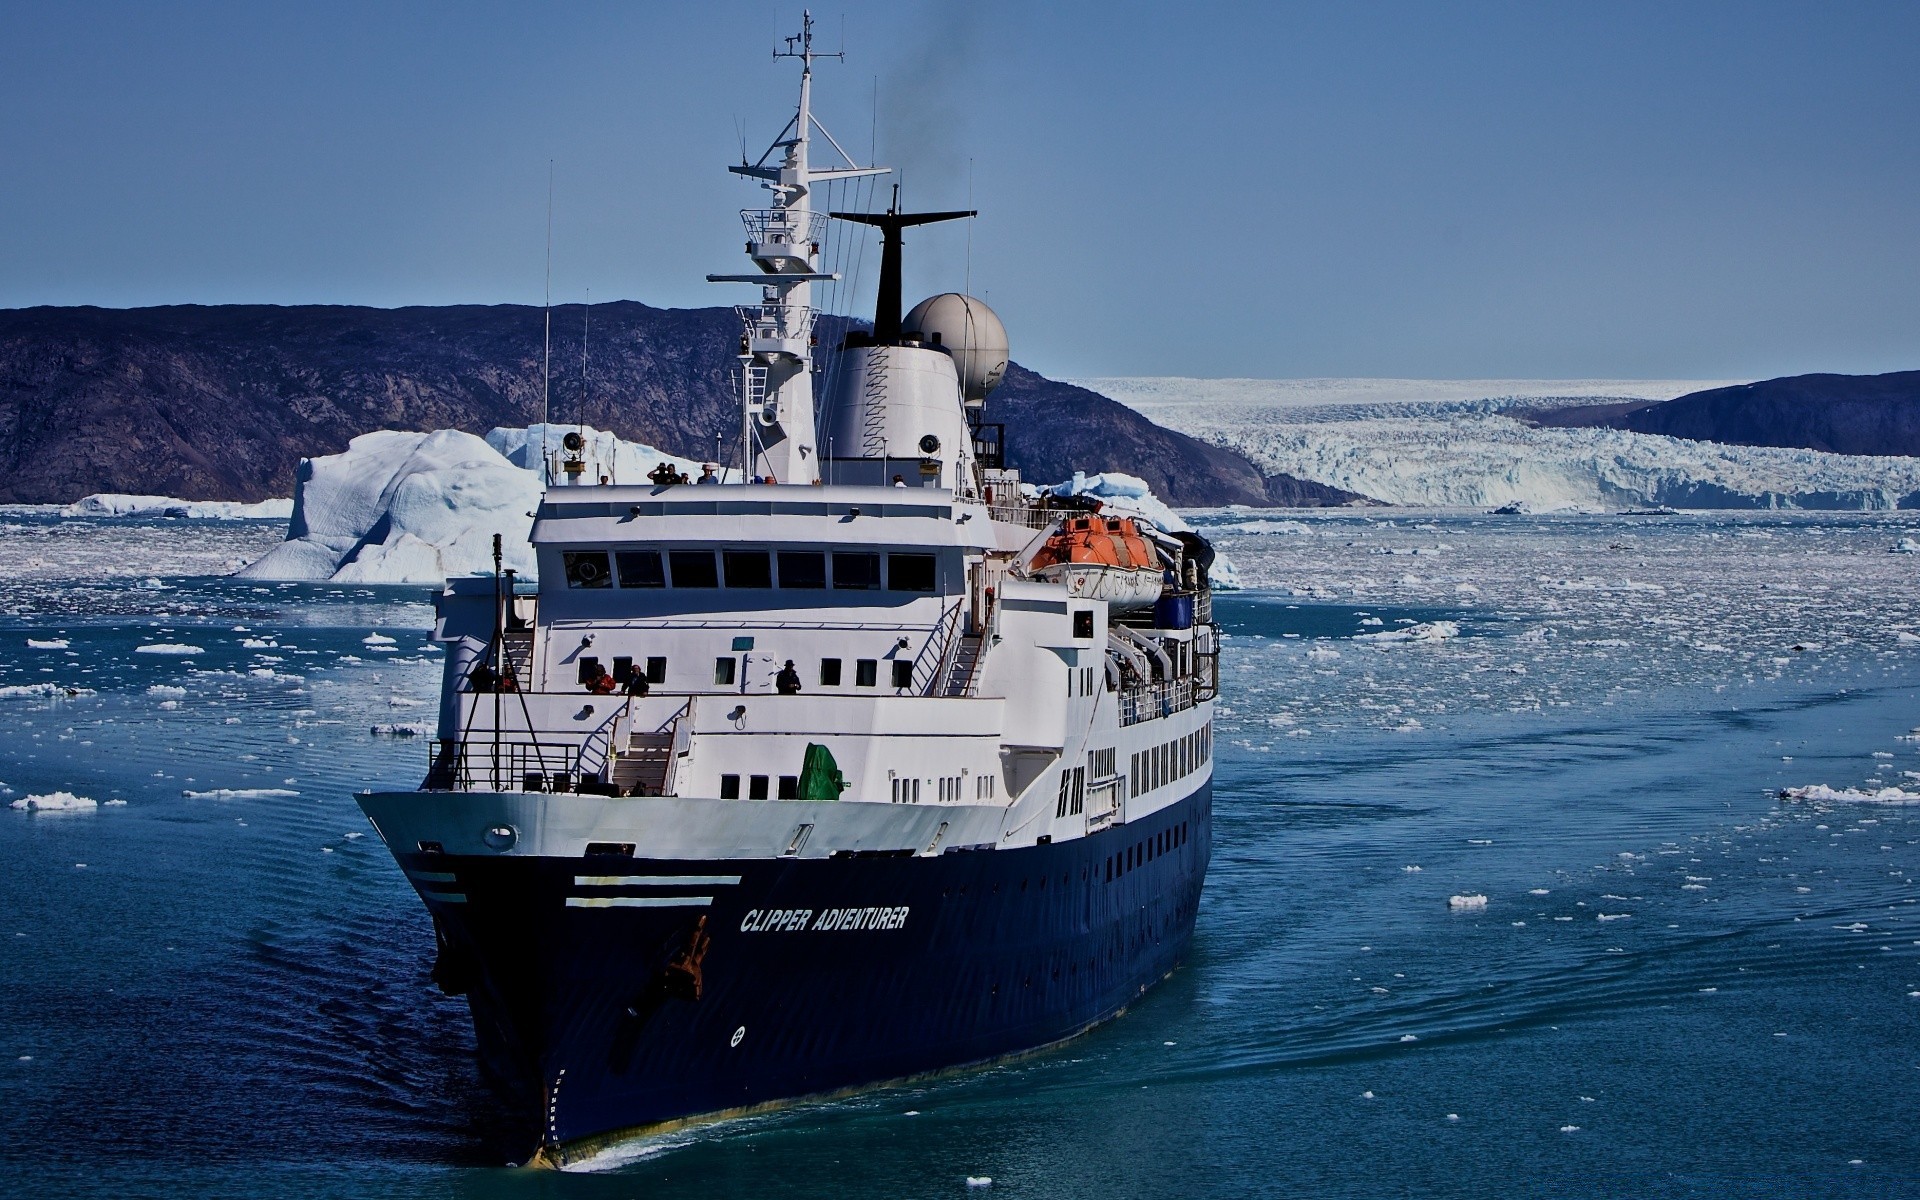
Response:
[965,159,974,297]
[540,160,553,485]
[580,288,590,444]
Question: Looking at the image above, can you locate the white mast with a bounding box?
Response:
[709,10,888,485]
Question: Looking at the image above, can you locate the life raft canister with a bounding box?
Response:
[1030,514,1157,572]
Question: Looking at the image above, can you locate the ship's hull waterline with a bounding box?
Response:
[364,781,1211,1163]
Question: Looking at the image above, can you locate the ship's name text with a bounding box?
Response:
[739,906,910,934]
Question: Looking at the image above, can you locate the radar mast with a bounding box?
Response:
[708,10,889,484]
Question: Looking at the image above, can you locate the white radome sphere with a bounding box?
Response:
[903,293,1008,403]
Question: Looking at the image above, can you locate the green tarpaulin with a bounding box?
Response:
[796,743,846,801]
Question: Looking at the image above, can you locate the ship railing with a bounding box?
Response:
[1117,677,1197,727]
[988,500,1056,530]
[433,739,585,794]
[740,208,827,247]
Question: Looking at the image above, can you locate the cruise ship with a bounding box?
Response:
[357,15,1219,1166]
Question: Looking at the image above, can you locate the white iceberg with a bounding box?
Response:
[11,791,98,812]
[61,494,293,520]
[1448,894,1489,911]
[1780,784,1920,804]
[236,424,712,585]
[238,430,543,585]
[134,643,204,655]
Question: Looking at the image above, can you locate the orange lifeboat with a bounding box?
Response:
[1029,514,1166,608]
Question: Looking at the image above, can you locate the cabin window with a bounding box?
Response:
[779,551,827,589]
[668,549,718,588]
[888,553,937,593]
[832,552,882,590]
[713,656,736,686]
[645,656,667,684]
[724,550,772,589]
[855,659,878,687]
[819,658,842,686]
[611,656,633,683]
[1072,609,1094,639]
[748,775,770,800]
[778,775,799,800]
[563,551,612,589]
[616,550,665,588]
[576,656,601,684]
[720,774,741,799]
[891,660,913,689]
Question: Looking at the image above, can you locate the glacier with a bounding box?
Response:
[1076,377,1920,510]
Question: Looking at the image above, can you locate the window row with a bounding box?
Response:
[1105,820,1190,883]
[1130,725,1211,798]
[570,654,920,691]
[721,773,797,800]
[563,548,938,592]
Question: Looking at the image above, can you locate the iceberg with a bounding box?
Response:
[239,430,544,584]
[11,791,98,812]
[237,424,720,585]
[61,494,294,520]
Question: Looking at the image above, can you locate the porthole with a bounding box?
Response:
[483,824,518,851]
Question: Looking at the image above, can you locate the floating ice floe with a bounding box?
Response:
[134,643,204,656]
[0,683,95,699]
[1780,784,1920,804]
[1448,894,1489,911]
[180,788,301,800]
[25,638,70,650]
[60,494,293,520]
[371,723,429,738]
[1894,538,1920,554]
[11,792,97,812]
[363,633,397,646]
[1355,620,1459,644]
[145,684,188,697]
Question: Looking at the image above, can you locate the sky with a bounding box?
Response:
[1,1,1915,382]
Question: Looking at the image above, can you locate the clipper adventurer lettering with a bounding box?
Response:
[356,11,1218,1167]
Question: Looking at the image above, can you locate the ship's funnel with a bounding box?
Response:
[830,204,975,341]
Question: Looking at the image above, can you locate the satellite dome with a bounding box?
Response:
[903,293,1008,403]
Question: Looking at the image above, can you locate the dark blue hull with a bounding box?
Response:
[415,781,1211,1162]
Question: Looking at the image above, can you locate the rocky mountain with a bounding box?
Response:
[1528,370,1920,456]
[0,302,1294,508]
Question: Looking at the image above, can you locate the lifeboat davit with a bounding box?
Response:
[1030,513,1166,609]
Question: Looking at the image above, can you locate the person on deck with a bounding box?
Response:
[892,475,907,488]
[585,664,616,694]
[696,463,719,485]
[648,462,679,486]
[623,671,650,697]
[775,660,802,695]
[466,660,498,693]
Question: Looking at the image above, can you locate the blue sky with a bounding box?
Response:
[1,1,1914,381]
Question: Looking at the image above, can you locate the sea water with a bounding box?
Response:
[2,507,1918,1198]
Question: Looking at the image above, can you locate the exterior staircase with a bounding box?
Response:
[942,635,984,697]
[611,732,674,797]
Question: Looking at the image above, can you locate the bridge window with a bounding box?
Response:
[819,658,842,686]
[778,551,827,589]
[748,775,770,800]
[668,549,718,588]
[855,659,878,687]
[720,774,741,799]
[563,551,612,588]
[778,775,799,800]
[888,553,936,592]
[612,656,633,683]
[645,656,667,684]
[713,656,736,686]
[833,552,882,590]
[724,550,772,589]
[615,550,665,588]
[891,660,913,689]
[576,655,601,685]
[1072,609,1094,639]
